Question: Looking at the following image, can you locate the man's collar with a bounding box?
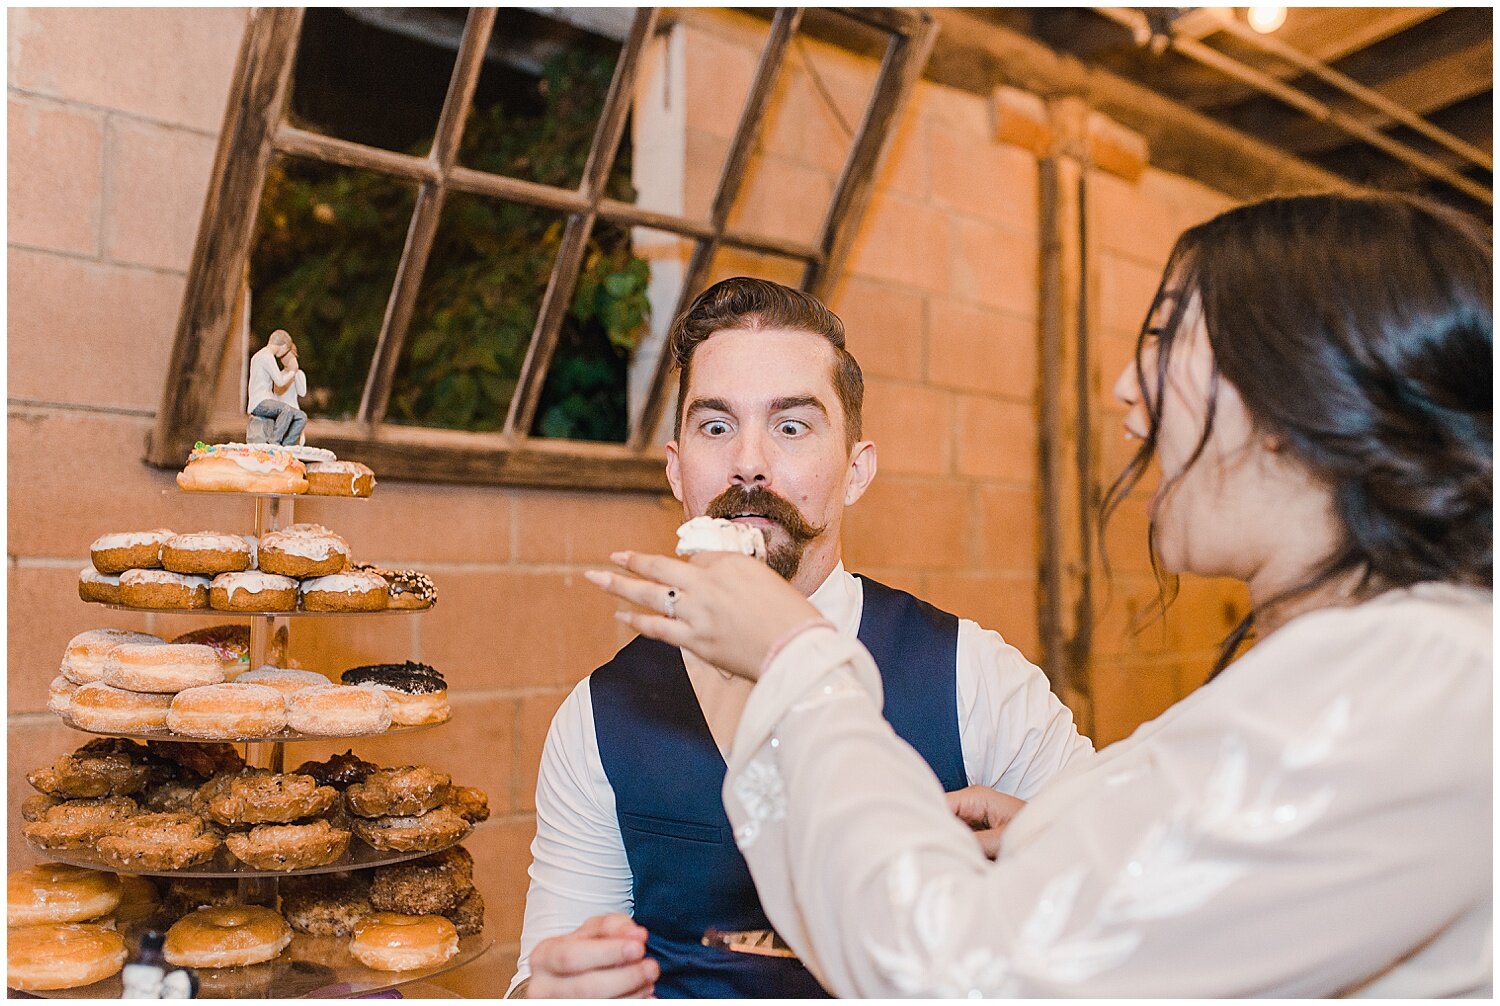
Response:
[806,562,860,636]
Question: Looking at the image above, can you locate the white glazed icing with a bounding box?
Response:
[166,532,253,554]
[91,529,174,550]
[211,571,297,595]
[262,529,350,561]
[675,516,768,560]
[119,569,212,588]
[300,572,385,595]
[79,567,121,586]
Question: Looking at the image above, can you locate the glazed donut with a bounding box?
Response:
[69,682,174,733]
[78,567,122,604]
[48,674,77,715]
[209,571,298,612]
[345,766,452,819]
[300,571,389,612]
[167,683,287,739]
[60,629,165,685]
[369,846,474,915]
[8,863,122,925]
[140,779,199,814]
[28,741,152,798]
[444,785,491,824]
[305,460,377,498]
[171,624,252,678]
[163,905,292,968]
[281,872,373,936]
[97,812,221,871]
[342,663,449,726]
[224,819,351,871]
[22,795,140,850]
[90,529,174,574]
[22,794,62,821]
[287,685,393,736]
[109,874,161,929]
[176,442,308,495]
[160,532,255,575]
[259,525,350,578]
[103,642,224,693]
[349,806,470,853]
[292,750,380,791]
[118,569,210,610]
[200,770,337,826]
[348,912,459,972]
[7,922,127,990]
[238,666,331,696]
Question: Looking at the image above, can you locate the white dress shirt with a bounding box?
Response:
[724,583,1491,997]
[246,344,306,413]
[511,564,1091,991]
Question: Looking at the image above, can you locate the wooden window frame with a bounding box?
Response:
[146,7,937,491]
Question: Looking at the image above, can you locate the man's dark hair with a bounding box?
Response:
[667,277,864,447]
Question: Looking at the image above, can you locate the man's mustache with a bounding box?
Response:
[705,486,825,543]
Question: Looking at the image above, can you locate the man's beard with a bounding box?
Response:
[705,485,826,582]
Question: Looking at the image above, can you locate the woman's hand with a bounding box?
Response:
[945,785,1026,859]
[585,550,822,681]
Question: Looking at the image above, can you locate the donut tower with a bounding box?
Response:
[18,468,491,998]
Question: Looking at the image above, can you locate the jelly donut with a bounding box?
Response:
[237,666,331,696]
[287,685,392,735]
[167,683,287,739]
[69,682,175,733]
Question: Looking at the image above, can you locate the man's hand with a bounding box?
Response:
[946,785,1026,859]
[525,914,659,998]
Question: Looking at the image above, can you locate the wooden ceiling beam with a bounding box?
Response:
[923,9,1344,201]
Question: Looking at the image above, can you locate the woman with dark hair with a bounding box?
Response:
[588,191,1491,996]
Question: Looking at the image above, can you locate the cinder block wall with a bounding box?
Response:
[8,8,1244,990]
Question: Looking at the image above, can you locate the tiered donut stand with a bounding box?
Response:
[22,490,491,998]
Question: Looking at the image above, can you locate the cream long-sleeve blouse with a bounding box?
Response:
[723,583,1491,997]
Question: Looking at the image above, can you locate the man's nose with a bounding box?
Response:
[729,429,770,487]
[1112,361,1140,408]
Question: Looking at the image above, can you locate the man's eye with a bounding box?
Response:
[777,420,806,436]
[703,421,730,436]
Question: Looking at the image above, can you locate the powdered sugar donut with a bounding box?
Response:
[118,569,210,609]
[60,629,165,684]
[300,571,388,611]
[69,682,175,732]
[103,643,224,693]
[168,683,287,739]
[260,525,350,578]
[78,567,122,605]
[90,529,174,574]
[176,442,307,494]
[161,532,255,575]
[48,675,77,716]
[210,571,298,612]
[238,666,332,696]
[287,685,392,735]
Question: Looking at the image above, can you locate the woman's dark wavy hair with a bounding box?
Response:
[1101,190,1492,676]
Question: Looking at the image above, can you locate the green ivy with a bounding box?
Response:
[250,48,649,441]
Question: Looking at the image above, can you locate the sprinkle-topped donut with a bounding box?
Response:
[350,563,437,609]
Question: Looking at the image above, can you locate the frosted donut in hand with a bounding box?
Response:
[69,682,174,732]
[259,525,350,578]
[118,569,210,609]
[103,642,224,693]
[675,516,768,560]
[7,922,126,990]
[78,567,122,604]
[176,442,307,494]
[60,629,165,685]
[306,460,377,497]
[161,532,255,575]
[300,571,388,611]
[8,864,121,926]
[287,685,392,735]
[167,683,286,739]
[348,912,459,971]
[90,529,174,574]
[210,571,298,612]
[164,905,291,968]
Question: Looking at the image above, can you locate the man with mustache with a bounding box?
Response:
[510,278,1091,998]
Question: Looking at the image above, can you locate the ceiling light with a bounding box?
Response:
[1246,5,1287,33]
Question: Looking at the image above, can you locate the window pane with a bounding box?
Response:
[287,8,465,157]
[249,155,417,422]
[456,8,625,193]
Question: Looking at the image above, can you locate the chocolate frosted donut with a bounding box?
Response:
[349,563,436,609]
[292,750,379,791]
[340,662,445,692]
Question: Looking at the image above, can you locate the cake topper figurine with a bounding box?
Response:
[247,328,309,446]
[121,930,198,999]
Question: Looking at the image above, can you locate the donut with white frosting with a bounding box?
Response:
[259,525,350,578]
[77,567,122,605]
[674,516,768,561]
[306,460,377,498]
[176,443,307,495]
[161,532,255,576]
[118,569,211,609]
[210,571,298,612]
[90,529,174,574]
[300,571,389,612]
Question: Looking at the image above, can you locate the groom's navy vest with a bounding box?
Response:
[591,576,965,998]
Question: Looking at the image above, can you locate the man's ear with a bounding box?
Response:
[664,440,685,503]
[844,440,877,506]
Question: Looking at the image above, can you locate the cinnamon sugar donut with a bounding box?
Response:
[209,571,298,612]
[163,905,292,968]
[7,922,127,990]
[306,460,377,497]
[78,567,122,604]
[224,819,351,870]
[281,872,374,936]
[8,863,122,925]
[60,629,165,685]
[118,569,210,609]
[103,642,224,693]
[69,682,174,733]
[259,525,350,578]
[369,846,473,915]
[300,571,388,612]
[160,532,254,575]
[167,683,286,739]
[445,888,485,938]
[287,685,393,735]
[90,529,174,574]
[348,912,459,972]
